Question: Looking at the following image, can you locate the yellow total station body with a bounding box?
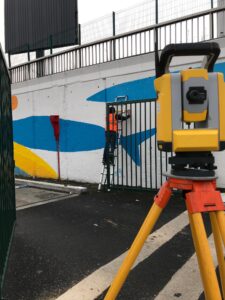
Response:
[154,43,225,153]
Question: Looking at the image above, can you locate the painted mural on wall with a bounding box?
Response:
[12,74,158,181]
[12,100,156,178]
[13,100,106,178]
[12,60,225,185]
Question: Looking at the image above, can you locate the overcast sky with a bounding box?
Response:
[0,0,141,52]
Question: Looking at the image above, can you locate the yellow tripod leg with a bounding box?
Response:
[210,212,225,299]
[189,213,222,300]
[216,211,225,247]
[104,202,163,300]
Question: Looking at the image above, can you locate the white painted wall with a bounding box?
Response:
[12,37,225,187]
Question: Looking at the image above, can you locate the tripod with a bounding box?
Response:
[104,176,225,300]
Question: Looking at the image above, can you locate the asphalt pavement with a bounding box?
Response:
[2,185,214,300]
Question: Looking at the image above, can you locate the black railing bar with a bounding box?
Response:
[9,6,225,70]
[130,103,133,187]
[149,102,153,189]
[107,99,157,105]
[134,102,137,187]
[9,40,213,80]
[121,102,124,187]
[144,102,147,188]
[116,103,119,187]
[154,100,157,189]
[9,31,218,76]
[139,102,143,188]
[125,103,128,187]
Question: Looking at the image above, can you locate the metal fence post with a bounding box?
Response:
[78,24,81,45]
[112,11,116,36]
[112,12,116,60]
[27,45,30,62]
[106,104,111,191]
[78,24,82,68]
[48,35,54,75]
[49,35,53,55]
[8,54,11,68]
[36,50,44,77]
[27,45,31,80]
[210,0,214,39]
[155,0,159,24]
[217,0,225,37]
[155,0,159,61]
[155,0,159,51]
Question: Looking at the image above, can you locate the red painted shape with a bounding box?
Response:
[50,115,61,180]
[50,115,60,141]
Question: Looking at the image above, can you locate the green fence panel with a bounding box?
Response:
[0,48,16,298]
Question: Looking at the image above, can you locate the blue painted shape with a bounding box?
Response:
[87,61,225,103]
[13,117,105,152]
[214,62,225,77]
[120,128,156,166]
[14,167,28,177]
[12,62,225,159]
[87,77,156,102]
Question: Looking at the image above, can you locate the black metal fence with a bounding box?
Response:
[105,100,169,191]
[0,48,16,298]
[10,6,224,84]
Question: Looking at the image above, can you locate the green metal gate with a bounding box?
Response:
[0,48,16,298]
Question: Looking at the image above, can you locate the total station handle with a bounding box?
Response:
[156,42,220,77]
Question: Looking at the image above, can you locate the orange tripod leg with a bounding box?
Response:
[104,181,171,300]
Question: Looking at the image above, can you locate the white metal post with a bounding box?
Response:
[217,0,225,37]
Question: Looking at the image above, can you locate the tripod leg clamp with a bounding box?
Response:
[154,181,172,209]
[185,181,225,213]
